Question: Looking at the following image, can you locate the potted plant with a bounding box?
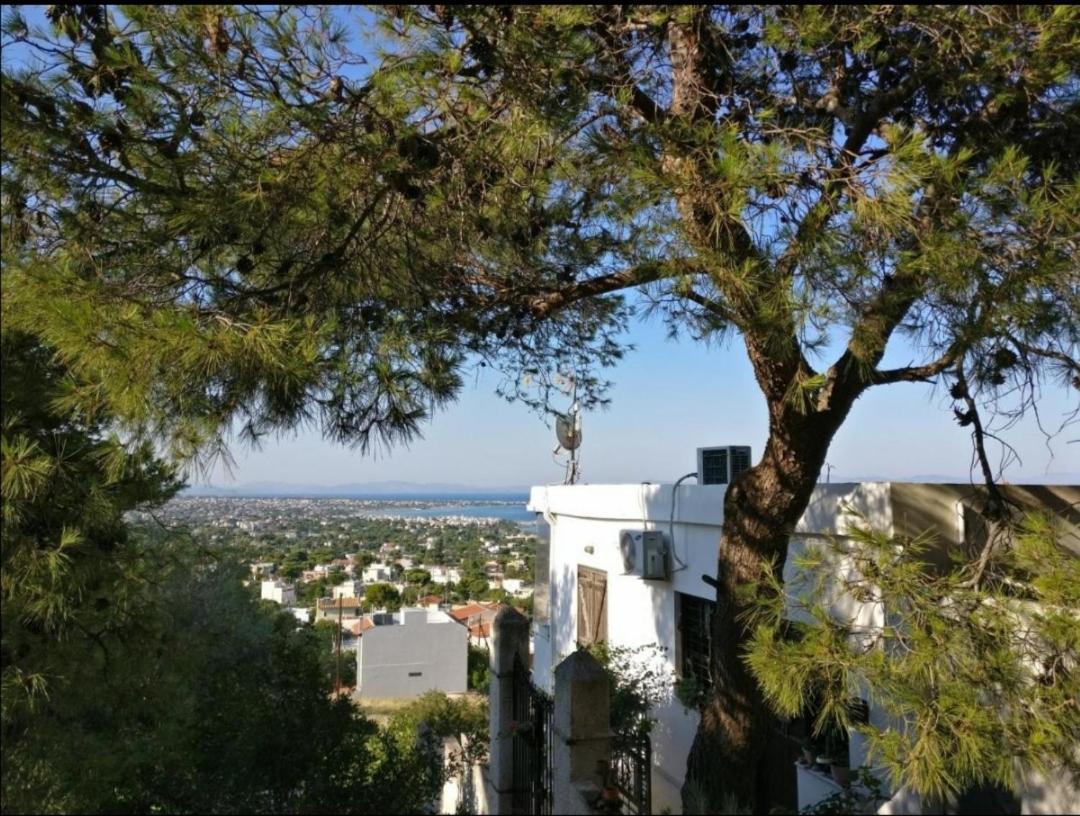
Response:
[799,737,817,766]
[829,756,852,788]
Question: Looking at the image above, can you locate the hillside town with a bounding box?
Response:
[130,496,538,699]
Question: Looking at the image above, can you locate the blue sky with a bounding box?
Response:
[202,311,1078,488]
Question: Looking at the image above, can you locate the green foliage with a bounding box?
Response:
[584,642,673,739]
[12,6,1074,462]
[387,690,490,794]
[468,645,491,694]
[364,582,401,611]
[0,332,443,814]
[799,767,886,815]
[674,674,708,711]
[745,514,1080,803]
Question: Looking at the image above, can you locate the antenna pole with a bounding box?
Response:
[567,375,580,485]
[335,596,343,695]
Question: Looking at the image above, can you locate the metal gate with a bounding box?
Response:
[611,733,652,815]
[511,654,553,815]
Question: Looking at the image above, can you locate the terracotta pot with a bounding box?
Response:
[830,763,852,787]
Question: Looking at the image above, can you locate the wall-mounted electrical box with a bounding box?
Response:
[619,530,670,581]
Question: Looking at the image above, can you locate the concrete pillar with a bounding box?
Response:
[489,606,530,815]
[552,650,611,815]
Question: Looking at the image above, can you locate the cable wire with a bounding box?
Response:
[669,471,699,572]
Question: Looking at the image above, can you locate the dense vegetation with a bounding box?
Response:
[0,331,452,814]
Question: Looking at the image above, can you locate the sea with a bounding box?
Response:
[349,493,535,524]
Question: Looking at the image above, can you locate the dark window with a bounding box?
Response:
[677,592,714,685]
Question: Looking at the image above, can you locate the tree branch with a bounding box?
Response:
[870,344,966,386]
[523,259,700,319]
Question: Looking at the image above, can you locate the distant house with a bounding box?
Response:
[316,596,363,622]
[448,602,506,648]
[417,594,444,609]
[332,580,364,600]
[249,561,276,578]
[498,578,531,598]
[429,566,461,585]
[356,608,467,699]
[260,580,296,606]
[290,607,312,625]
[362,563,393,583]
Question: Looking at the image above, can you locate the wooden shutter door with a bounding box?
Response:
[577,566,608,646]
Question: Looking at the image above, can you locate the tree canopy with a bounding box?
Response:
[2,6,1075,459]
[1,329,444,814]
[3,5,1077,811]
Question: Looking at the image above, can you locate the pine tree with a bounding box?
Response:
[745,512,1080,804]
[3,6,1077,810]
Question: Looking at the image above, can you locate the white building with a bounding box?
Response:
[332,580,364,600]
[429,566,462,585]
[527,481,1080,816]
[496,577,531,598]
[260,579,296,606]
[290,606,312,625]
[249,561,276,577]
[362,563,393,583]
[356,607,468,699]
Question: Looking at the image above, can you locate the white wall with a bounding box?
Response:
[528,482,895,815]
[528,483,727,814]
[357,609,467,699]
[260,580,296,606]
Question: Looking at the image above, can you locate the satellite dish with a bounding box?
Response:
[555,410,581,451]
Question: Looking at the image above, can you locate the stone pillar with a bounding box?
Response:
[552,650,611,815]
[489,606,530,815]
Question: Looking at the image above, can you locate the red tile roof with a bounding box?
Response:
[317,597,363,609]
[347,618,376,637]
[447,601,503,622]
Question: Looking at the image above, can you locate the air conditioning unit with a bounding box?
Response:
[697,446,752,485]
[619,530,670,581]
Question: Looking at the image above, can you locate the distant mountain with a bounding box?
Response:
[181,480,531,497]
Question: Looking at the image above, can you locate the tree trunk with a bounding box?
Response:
[683,397,856,813]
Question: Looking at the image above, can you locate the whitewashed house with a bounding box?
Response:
[355,607,468,699]
[332,579,364,600]
[527,479,1079,815]
[429,566,462,585]
[362,563,393,583]
[260,579,296,606]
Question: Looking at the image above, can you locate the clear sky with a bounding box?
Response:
[201,310,1079,489]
